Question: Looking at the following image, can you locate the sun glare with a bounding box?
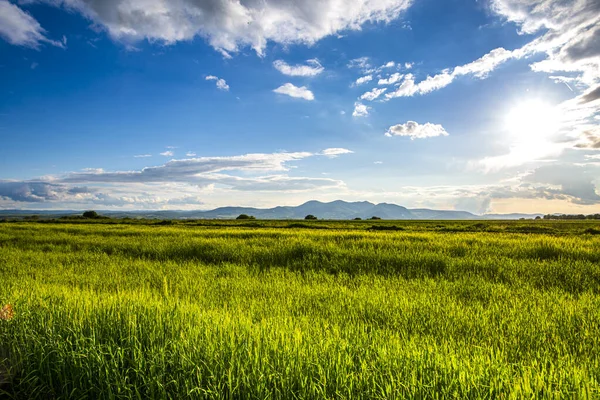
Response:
[505,100,560,145]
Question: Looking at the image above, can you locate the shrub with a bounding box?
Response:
[304,215,318,220]
[236,214,256,220]
[82,211,99,219]
[369,216,381,220]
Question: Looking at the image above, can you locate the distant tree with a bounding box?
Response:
[369,216,381,220]
[535,216,541,220]
[304,214,318,220]
[82,210,99,219]
[353,217,362,220]
[236,214,255,220]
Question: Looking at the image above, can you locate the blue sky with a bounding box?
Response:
[0,0,599,213]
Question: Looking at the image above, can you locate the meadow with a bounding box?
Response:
[0,219,599,399]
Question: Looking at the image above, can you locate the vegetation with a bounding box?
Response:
[235,214,256,220]
[304,214,318,220]
[82,210,99,219]
[1,219,600,398]
[543,213,600,220]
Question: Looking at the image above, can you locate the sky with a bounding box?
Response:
[0,0,599,214]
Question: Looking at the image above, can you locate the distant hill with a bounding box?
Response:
[0,200,544,220]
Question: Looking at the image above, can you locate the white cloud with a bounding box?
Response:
[354,75,373,86]
[347,57,372,71]
[453,47,517,78]
[385,121,449,139]
[0,1,64,48]
[320,148,354,158]
[273,59,323,76]
[31,0,413,56]
[416,70,454,94]
[206,75,229,91]
[186,152,197,157]
[160,151,174,157]
[360,87,387,101]
[382,61,395,68]
[404,62,413,69]
[273,83,314,100]
[134,154,152,158]
[378,72,403,85]
[352,102,370,117]
[24,149,352,200]
[385,48,520,100]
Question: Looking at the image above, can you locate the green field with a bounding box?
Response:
[1,220,600,399]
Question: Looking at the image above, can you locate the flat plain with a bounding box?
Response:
[1,219,599,399]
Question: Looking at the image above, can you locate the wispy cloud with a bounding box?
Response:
[134,154,152,158]
[0,1,64,49]
[320,148,354,158]
[273,59,323,76]
[160,151,174,157]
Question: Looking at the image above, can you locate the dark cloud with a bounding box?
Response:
[579,86,600,104]
[562,25,600,63]
[524,164,600,205]
[0,181,65,203]
[575,129,600,149]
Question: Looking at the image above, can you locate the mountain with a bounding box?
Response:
[0,200,544,220]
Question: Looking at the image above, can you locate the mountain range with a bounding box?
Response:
[0,200,542,220]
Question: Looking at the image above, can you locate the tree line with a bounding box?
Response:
[542,214,600,220]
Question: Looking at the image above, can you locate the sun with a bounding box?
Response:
[504,99,561,145]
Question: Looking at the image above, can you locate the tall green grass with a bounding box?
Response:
[1,221,599,398]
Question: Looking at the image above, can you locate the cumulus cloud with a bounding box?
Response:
[385,121,449,139]
[489,0,600,88]
[28,0,413,55]
[0,1,64,48]
[0,181,91,203]
[273,83,314,100]
[354,75,373,86]
[352,102,370,117]
[360,87,387,101]
[206,75,229,91]
[273,59,323,76]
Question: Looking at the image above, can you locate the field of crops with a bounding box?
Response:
[1,219,599,399]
